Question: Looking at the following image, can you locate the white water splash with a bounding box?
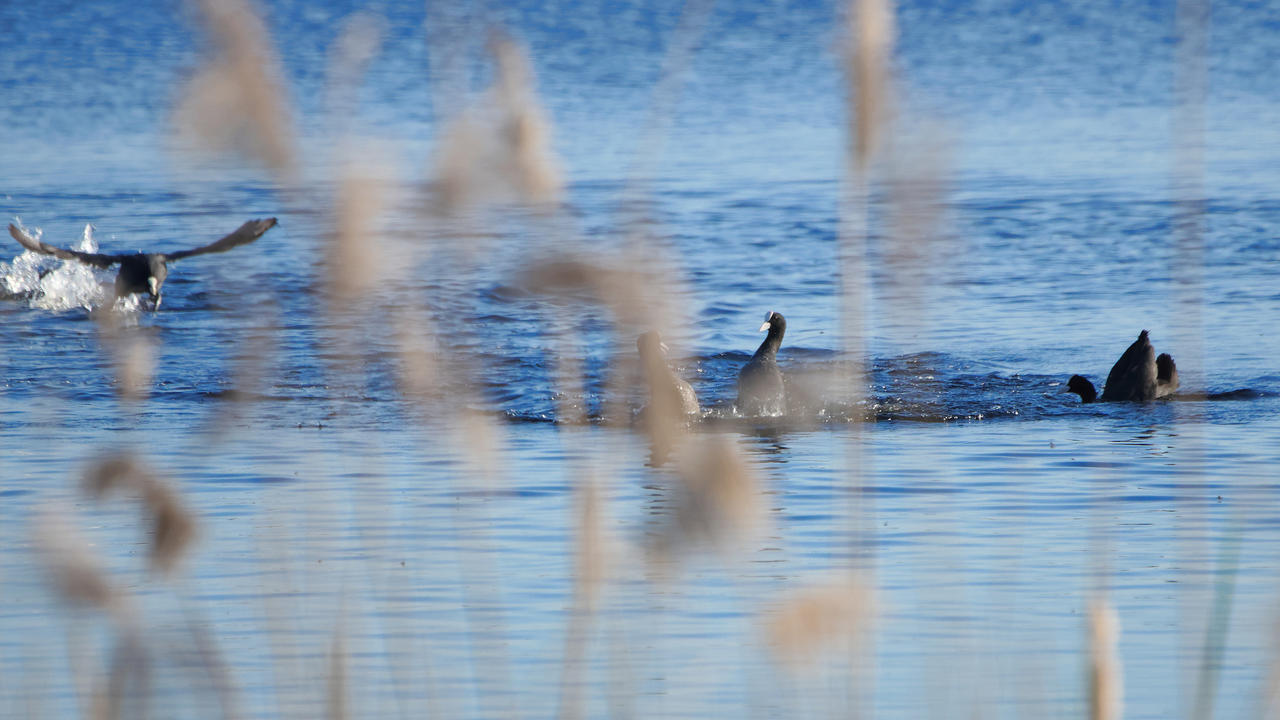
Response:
[2,221,110,311]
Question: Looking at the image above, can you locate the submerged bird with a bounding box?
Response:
[736,311,787,415]
[1066,329,1179,403]
[8,218,278,308]
[637,331,700,417]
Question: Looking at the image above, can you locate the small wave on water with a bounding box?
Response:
[0,221,123,311]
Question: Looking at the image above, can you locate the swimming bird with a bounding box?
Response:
[637,331,700,417]
[8,218,278,308]
[736,311,786,415]
[1066,329,1179,403]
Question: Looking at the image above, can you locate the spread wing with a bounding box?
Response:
[164,218,277,261]
[8,224,123,268]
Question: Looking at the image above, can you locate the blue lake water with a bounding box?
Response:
[3,0,1280,717]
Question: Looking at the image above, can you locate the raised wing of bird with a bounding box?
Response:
[8,223,124,268]
[163,218,278,261]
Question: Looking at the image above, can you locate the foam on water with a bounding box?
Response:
[1,221,109,311]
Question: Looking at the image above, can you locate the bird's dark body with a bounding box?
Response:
[114,255,168,299]
[1068,330,1179,404]
[737,312,787,415]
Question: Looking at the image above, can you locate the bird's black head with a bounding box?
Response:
[759,311,786,337]
[1066,374,1097,403]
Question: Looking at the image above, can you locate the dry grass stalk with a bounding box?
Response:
[574,479,606,610]
[520,254,672,330]
[324,15,399,302]
[327,628,348,720]
[1256,618,1280,717]
[329,153,397,300]
[765,576,874,667]
[93,637,151,720]
[846,0,895,173]
[432,32,562,213]
[654,436,762,557]
[84,453,197,576]
[560,477,607,720]
[1088,599,1124,720]
[32,509,117,612]
[459,411,504,485]
[394,307,442,404]
[92,310,156,401]
[173,0,297,177]
[521,253,676,430]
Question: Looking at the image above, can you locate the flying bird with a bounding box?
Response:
[8,217,278,308]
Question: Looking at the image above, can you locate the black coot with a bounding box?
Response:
[1067,330,1179,403]
[8,218,278,309]
[736,311,786,415]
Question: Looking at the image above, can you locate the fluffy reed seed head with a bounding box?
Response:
[329,154,396,301]
[652,436,762,557]
[32,509,116,611]
[432,32,562,213]
[84,453,197,576]
[173,0,297,177]
[766,576,874,667]
[92,309,157,400]
[1088,599,1124,720]
[845,0,896,172]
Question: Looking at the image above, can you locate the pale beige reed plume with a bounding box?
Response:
[559,477,611,720]
[93,310,156,402]
[848,0,895,173]
[172,0,297,178]
[32,510,121,614]
[328,152,400,301]
[1088,599,1124,720]
[643,436,764,561]
[325,14,400,302]
[433,33,563,213]
[32,509,150,720]
[83,453,197,576]
[765,576,874,667]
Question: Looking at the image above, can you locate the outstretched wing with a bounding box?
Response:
[165,218,277,261]
[8,224,123,268]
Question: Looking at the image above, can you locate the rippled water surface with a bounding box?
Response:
[3,0,1280,717]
